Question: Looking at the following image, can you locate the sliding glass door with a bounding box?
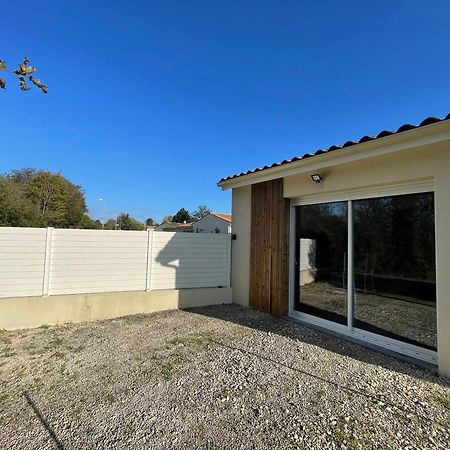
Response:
[293,192,437,352]
[352,193,436,350]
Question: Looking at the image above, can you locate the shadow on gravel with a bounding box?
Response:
[185,304,449,388]
[23,391,66,450]
[203,335,450,428]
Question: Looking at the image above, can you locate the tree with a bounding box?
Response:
[145,217,154,226]
[0,177,40,227]
[0,168,87,228]
[26,170,87,228]
[104,218,117,230]
[161,215,173,224]
[116,213,145,231]
[0,57,48,93]
[172,208,192,223]
[79,215,103,229]
[63,180,87,227]
[117,213,132,230]
[191,205,211,221]
[0,168,149,230]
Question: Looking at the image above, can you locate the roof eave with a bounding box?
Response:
[210,214,232,223]
[218,120,450,191]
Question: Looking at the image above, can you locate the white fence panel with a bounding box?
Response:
[299,238,316,270]
[49,229,148,295]
[0,227,47,298]
[151,232,230,289]
[0,228,231,298]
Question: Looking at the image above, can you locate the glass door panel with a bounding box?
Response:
[294,202,348,325]
[352,192,437,350]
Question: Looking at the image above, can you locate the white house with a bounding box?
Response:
[193,213,232,234]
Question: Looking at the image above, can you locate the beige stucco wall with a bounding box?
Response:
[434,161,450,377]
[283,143,446,199]
[231,186,251,306]
[0,287,232,330]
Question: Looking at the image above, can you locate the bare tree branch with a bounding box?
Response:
[0,57,47,93]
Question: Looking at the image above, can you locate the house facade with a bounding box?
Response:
[193,213,232,233]
[218,113,450,376]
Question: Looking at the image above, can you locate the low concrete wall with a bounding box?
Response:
[0,287,233,330]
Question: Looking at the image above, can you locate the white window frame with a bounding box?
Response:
[288,179,438,365]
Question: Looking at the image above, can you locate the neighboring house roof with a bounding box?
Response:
[156,222,193,231]
[177,222,193,227]
[218,112,450,184]
[192,213,232,225]
[209,213,232,223]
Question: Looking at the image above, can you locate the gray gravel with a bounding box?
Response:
[0,304,449,450]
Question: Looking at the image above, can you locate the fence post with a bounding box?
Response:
[146,230,154,291]
[42,227,54,296]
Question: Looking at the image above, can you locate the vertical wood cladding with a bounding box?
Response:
[249,178,290,316]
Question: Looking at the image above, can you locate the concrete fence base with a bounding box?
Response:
[0,287,233,330]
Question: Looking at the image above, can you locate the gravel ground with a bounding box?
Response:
[0,304,449,450]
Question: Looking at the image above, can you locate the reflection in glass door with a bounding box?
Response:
[353,193,436,350]
[294,202,348,325]
[293,192,437,353]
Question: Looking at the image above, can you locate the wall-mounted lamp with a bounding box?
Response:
[310,173,322,184]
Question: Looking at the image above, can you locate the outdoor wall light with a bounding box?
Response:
[311,174,322,183]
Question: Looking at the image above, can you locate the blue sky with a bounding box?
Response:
[2,1,450,223]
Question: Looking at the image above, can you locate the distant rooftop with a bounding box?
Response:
[209,212,232,223]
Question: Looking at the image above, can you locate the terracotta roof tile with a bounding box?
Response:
[210,212,232,222]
